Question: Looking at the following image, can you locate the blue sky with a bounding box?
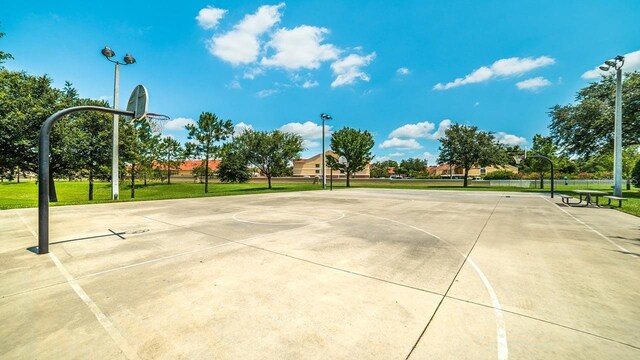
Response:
[3,1,640,163]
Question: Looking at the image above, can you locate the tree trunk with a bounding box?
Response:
[204,155,209,193]
[49,174,58,202]
[17,167,20,183]
[89,167,94,201]
[346,171,351,187]
[463,168,469,187]
[167,160,171,185]
[626,178,631,190]
[539,173,544,189]
[131,163,135,198]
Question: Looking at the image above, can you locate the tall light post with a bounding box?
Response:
[599,55,625,197]
[101,46,136,200]
[320,113,333,189]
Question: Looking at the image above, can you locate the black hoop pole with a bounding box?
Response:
[38,106,134,254]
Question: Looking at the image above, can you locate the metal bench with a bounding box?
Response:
[602,195,628,208]
[559,194,576,205]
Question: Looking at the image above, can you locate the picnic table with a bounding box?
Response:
[572,189,607,206]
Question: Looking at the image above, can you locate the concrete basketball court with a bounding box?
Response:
[1,188,639,359]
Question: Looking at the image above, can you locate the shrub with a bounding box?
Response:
[483,170,520,180]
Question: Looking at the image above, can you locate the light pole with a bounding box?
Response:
[320,113,332,189]
[101,46,136,200]
[599,55,625,197]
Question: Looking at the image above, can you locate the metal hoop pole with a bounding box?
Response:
[38,106,134,254]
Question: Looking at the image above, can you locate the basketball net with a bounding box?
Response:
[130,112,170,135]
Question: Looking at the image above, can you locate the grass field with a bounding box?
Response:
[2,179,639,217]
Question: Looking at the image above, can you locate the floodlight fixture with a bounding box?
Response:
[101,46,115,58]
[124,53,136,65]
[599,65,610,71]
[604,60,616,67]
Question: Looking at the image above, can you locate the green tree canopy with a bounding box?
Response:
[549,72,640,158]
[218,143,251,184]
[157,137,185,184]
[437,124,508,187]
[326,127,374,187]
[185,112,233,193]
[397,158,428,177]
[234,130,303,189]
[0,24,14,65]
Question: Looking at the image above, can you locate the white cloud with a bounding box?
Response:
[330,52,376,87]
[302,80,319,88]
[227,80,242,89]
[233,122,253,136]
[302,139,320,148]
[389,121,435,139]
[196,6,227,29]
[433,56,555,90]
[388,119,451,139]
[433,119,452,139]
[581,49,640,79]
[516,76,551,91]
[494,132,527,146]
[243,67,265,80]
[261,25,340,70]
[474,102,480,107]
[422,152,439,166]
[379,138,423,150]
[388,152,405,157]
[209,3,285,65]
[279,121,330,140]
[164,117,195,130]
[256,89,279,97]
[397,67,410,75]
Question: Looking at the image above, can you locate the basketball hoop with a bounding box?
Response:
[124,84,170,134]
[134,112,170,134]
[513,155,525,165]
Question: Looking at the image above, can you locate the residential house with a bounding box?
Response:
[428,163,518,179]
[292,151,370,178]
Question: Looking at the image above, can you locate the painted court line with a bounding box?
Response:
[17,211,140,360]
[542,196,636,258]
[358,210,508,360]
[49,252,141,360]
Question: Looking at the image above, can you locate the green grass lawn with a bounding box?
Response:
[0,181,321,210]
[2,179,639,217]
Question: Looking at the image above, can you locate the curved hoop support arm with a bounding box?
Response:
[38,106,135,254]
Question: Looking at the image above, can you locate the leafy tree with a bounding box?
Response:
[398,158,428,177]
[0,70,78,200]
[370,160,398,178]
[157,137,185,184]
[326,127,375,187]
[632,159,640,188]
[66,99,112,200]
[437,124,508,187]
[234,130,303,189]
[549,72,640,158]
[121,119,160,197]
[185,112,233,193]
[218,143,251,183]
[0,24,14,65]
[524,134,556,189]
[622,145,640,190]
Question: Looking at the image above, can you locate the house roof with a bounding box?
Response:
[152,159,221,171]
